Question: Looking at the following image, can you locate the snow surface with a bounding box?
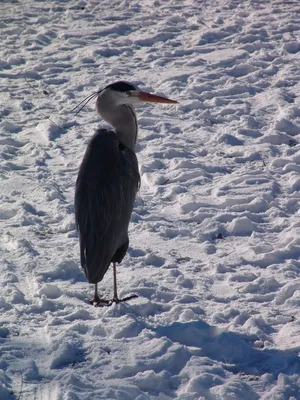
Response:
[1,0,300,399]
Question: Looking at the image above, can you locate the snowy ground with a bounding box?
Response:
[1,0,300,399]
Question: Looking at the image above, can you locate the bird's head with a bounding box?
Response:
[72,80,177,126]
[99,81,178,107]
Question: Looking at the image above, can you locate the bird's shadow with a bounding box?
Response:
[153,319,300,378]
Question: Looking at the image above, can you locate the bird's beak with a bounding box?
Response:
[136,91,178,104]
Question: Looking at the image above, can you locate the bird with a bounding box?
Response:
[74,81,177,306]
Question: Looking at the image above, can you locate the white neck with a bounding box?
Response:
[112,105,138,152]
[96,95,138,152]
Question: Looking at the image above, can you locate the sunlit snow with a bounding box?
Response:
[1,0,300,399]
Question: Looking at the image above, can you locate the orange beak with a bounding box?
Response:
[137,91,178,104]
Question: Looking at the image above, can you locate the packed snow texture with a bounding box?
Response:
[1,0,300,399]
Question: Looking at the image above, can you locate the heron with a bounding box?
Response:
[74,81,177,306]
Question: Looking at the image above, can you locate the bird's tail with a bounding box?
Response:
[80,241,111,284]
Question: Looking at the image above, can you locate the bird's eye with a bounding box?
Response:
[126,91,132,96]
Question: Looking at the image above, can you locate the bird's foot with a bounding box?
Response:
[112,294,138,304]
[88,294,138,307]
[89,295,110,307]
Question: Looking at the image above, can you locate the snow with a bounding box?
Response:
[1,0,300,398]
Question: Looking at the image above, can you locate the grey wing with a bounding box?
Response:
[75,129,140,284]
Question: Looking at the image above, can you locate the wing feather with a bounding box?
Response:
[75,129,140,283]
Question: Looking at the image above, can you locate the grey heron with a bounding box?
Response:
[74,81,177,306]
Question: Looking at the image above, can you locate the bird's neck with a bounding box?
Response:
[113,105,138,152]
[96,95,138,152]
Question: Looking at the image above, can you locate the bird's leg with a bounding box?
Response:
[112,262,138,304]
[112,262,120,303]
[93,283,100,303]
[89,283,110,306]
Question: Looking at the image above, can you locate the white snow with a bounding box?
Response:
[1,0,300,399]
